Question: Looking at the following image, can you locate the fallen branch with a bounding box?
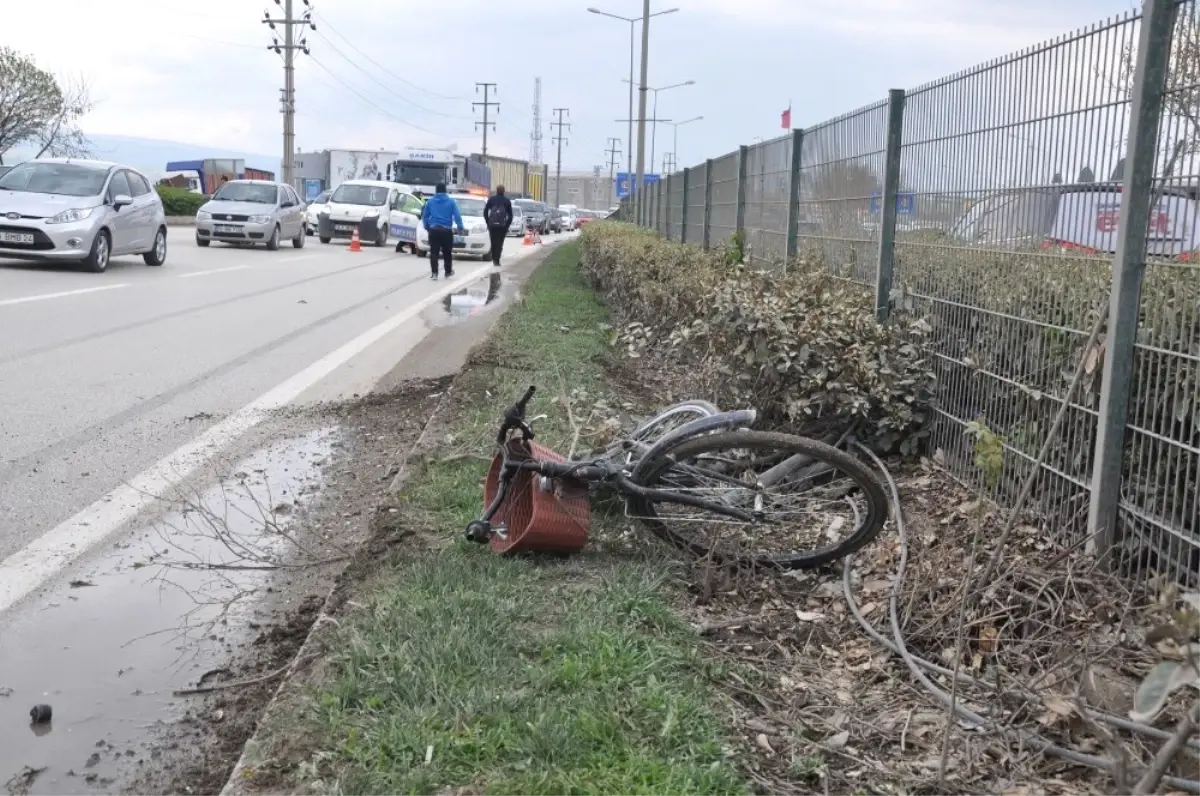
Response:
[1133,699,1200,795]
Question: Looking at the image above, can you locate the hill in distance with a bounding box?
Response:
[6,134,281,178]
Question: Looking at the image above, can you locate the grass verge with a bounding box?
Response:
[301,242,749,795]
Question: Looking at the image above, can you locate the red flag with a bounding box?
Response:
[781,106,791,129]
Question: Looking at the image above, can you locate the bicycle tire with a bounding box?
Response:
[630,400,719,441]
[627,429,889,569]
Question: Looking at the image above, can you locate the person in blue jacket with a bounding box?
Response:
[421,183,465,279]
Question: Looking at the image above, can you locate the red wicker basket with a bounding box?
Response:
[483,439,591,555]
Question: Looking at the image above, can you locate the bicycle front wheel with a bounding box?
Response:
[627,430,889,569]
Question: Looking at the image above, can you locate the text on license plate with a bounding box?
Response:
[453,236,465,245]
[336,224,353,232]
[215,224,240,233]
[0,231,35,244]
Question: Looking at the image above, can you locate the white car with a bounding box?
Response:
[508,204,526,237]
[305,189,331,235]
[316,179,421,247]
[415,192,492,259]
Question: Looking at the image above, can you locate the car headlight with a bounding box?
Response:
[471,224,487,235]
[363,209,380,218]
[197,210,212,220]
[45,206,96,224]
[249,214,272,224]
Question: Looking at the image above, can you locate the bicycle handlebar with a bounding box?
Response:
[497,385,538,444]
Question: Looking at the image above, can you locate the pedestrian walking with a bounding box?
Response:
[483,184,514,267]
[420,183,464,280]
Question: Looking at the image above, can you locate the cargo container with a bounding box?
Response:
[471,154,530,197]
[243,166,275,181]
[294,149,400,192]
[163,159,276,195]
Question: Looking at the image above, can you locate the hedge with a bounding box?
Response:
[156,185,207,216]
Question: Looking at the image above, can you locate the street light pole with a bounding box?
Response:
[623,79,694,181]
[667,115,703,170]
[634,0,651,221]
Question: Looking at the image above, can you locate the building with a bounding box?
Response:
[545,169,616,210]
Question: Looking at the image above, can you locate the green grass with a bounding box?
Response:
[304,243,749,795]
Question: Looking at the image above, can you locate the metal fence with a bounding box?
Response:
[620,0,1200,585]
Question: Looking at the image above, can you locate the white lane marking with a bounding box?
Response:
[178,265,250,279]
[0,284,130,307]
[0,262,498,615]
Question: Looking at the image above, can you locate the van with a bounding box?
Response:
[316,179,423,247]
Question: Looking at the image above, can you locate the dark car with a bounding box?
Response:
[513,199,549,234]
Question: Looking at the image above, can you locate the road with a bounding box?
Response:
[0,230,553,603]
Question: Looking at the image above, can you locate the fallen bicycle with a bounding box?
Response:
[465,386,889,569]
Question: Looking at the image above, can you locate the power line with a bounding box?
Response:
[473,83,498,156]
[309,28,470,119]
[306,56,456,138]
[551,108,570,208]
[311,12,465,101]
[263,0,316,187]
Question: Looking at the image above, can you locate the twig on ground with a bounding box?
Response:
[172,658,300,696]
[1133,699,1200,795]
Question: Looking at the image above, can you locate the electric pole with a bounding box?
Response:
[551,108,570,208]
[529,77,543,165]
[605,137,622,207]
[634,0,651,220]
[473,82,499,157]
[263,0,314,188]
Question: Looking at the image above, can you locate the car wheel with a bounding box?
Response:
[292,227,305,248]
[375,225,388,247]
[417,248,427,258]
[143,227,167,266]
[83,230,111,273]
[319,236,331,244]
[266,225,281,251]
[196,236,211,248]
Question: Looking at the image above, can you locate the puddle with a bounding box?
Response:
[0,428,336,795]
[440,272,507,323]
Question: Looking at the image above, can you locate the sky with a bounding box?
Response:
[0,0,1142,174]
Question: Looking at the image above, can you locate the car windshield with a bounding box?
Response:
[213,182,278,203]
[453,197,486,216]
[332,184,389,206]
[0,162,109,197]
[514,200,538,212]
[313,191,331,204]
[391,162,445,187]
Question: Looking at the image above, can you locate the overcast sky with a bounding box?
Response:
[2,0,1139,173]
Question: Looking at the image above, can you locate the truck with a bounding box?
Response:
[471,153,531,198]
[384,147,491,196]
[294,149,400,195]
[162,159,276,196]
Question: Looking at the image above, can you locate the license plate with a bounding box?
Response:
[453,236,466,245]
[215,224,240,233]
[0,231,34,244]
[335,224,353,232]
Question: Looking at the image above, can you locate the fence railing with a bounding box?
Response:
[619,0,1200,585]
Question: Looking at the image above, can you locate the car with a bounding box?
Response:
[305,189,331,235]
[576,209,597,228]
[196,180,306,250]
[414,192,492,259]
[513,199,549,234]
[0,165,12,179]
[317,179,420,247]
[0,157,168,273]
[547,208,565,234]
[508,203,527,237]
[559,206,579,230]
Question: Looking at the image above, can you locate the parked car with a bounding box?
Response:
[0,165,12,179]
[415,192,492,259]
[0,158,168,273]
[196,180,306,250]
[576,209,598,228]
[305,189,331,235]
[317,179,420,247]
[513,199,549,234]
[508,203,527,237]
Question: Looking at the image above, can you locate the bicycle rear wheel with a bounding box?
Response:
[626,429,889,569]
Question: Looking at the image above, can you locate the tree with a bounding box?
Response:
[0,47,91,165]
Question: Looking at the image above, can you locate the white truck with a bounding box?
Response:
[385,147,491,197]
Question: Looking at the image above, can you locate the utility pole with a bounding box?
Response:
[634,0,651,219]
[473,82,499,157]
[530,77,543,165]
[551,108,570,208]
[263,0,314,188]
[605,137,622,207]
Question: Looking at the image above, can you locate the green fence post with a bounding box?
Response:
[875,89,907,323]
[681,168,690,243]
[784,128,805,269]
[735,145,748,240]
[703,158,714,250]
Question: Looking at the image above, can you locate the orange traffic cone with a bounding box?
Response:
[348,228,362,252]
[523,229,533,246]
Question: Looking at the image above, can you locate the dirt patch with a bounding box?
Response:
[130,376,454,796]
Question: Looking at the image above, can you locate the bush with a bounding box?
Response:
[579,222,935,454]
[156,185,207,216]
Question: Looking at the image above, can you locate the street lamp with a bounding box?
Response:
[587,5,679,181]
[664,115,703,169]
[623,78,693,178]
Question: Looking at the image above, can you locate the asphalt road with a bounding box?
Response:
[0,229,554,567]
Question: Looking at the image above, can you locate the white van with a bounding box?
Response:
[316,179,422,247]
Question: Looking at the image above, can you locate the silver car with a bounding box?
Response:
[195,180,306,250]
[507,204,526,237]
[0,158,168,273]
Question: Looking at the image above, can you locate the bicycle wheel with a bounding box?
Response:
[630,400,719,441]
[626,429,889,569]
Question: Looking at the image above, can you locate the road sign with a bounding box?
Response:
[869,191,916,215]
[615,172,661,199]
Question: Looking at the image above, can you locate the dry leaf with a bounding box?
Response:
[795,610,825,622]
[978,626,1000,654]
[825,730,850,749]
[755,733,775,755]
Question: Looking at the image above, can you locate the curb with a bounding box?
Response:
[166,216,197,227]
[218,241,564,795]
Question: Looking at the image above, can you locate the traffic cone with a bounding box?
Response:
[348,228,362,252]
[523,229,533,246]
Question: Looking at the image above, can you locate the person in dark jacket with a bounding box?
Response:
[482,185,514,267]
[420,183,465,279]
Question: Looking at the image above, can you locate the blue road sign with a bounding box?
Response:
[615,172,661,199]
[869,191,916,215]
[303,179,324,201]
